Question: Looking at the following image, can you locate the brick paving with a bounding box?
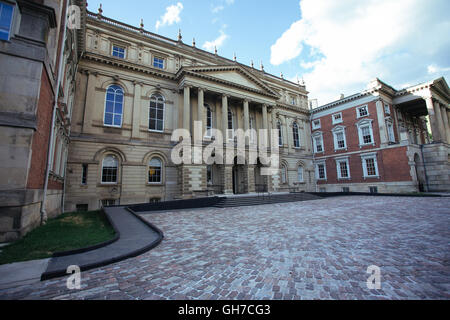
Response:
[0,196,449,300]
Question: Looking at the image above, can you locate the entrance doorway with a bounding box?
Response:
[232,157,245,194]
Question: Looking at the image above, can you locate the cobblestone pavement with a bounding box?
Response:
[0,196,449,300]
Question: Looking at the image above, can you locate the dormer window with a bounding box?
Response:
[153,57,164,69]
[112,45,126,59]
[357,105,369,118]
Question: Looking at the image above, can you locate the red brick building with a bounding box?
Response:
[311,78,450,193]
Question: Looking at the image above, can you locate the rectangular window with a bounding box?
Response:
[387,122,395,142]
[314,136,323,153]
[365,158,377,176]
[291,96,296,105]
[369,186,378,194]
[335,131,346,149]
[357,105,369,118]
[101,199,117,207]
[149,198,161,203]
[112,45,125,58]
[342,187,350,193]
[312,119,321,130]
[332,113,343,124]
[76,204,88,212]
[0,2,14,41]
[316,163,326,180]
[361,126,372,144]
[319,187,326,193]
[153,57,164,69]
[81,164,88,185]
[337,159,350,179]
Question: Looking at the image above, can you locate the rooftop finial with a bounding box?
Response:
[214,46,218,55]
[192,38,196,47]
[251,60,254,68]
[178,29,182,42]
[260,61,264,72]
[140,18,144,29]
[98,3,103,15]
[280,72,284,79]
[301,77,305,86]
[233,52,237,61]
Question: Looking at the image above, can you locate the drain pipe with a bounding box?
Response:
[41,3,69,225]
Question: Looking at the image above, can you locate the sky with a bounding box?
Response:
[86,0,450,105]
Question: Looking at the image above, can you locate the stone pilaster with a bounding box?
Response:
[183,86,191,131]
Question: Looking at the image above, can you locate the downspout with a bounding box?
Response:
[41,2,69,225]
[309,106,317,193]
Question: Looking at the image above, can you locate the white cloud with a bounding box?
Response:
[212,5,224,13]
[428,64,450,75]
[270,0,450,104]
[155,2,184,31]
[202,30,229,52]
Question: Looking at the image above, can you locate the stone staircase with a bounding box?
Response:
[213,193,323,208]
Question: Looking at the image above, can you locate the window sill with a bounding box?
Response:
[147,183,164,186]
[98,183,120,187]
[338,177,351,181]
[359,143,375,148]
[334,148,348,152]
[363,176,380,180]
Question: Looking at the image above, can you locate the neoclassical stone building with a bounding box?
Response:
[65,7,315,211]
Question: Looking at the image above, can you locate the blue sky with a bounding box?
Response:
[87,0,450,104]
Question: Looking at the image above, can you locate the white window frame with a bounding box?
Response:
[384,103,391,115]
[356,105,369,118]
[112,45,126,59]
[312,119,321,130]
[101,155,119,185]
[0,2,14,41]
[335,157,351,180]
[332,112,343,125]
[315,161,327,180]
[297,166,304,183]
[312,131,324,153]
[356,119,375,147]
[280,164,288,184]
[148,157,163,184]
[361,152,379,179]
[386,120,395,143]
[227,109,235,141]
[103,85,124,128]
[332,126,347,151]
[153,56,165,69]
[149,93,165,132]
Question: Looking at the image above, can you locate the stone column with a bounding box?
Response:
[440,106,450,143]
[183,86,191,131]
[280,115,288,148]
[222,94,228,140]
[262,104,268,147]
[243,99,250,132]
[425,97,441,142]
[131,81,142,138]
[376,100,388,145]
[197,88,205,136]
[434,101,445,143]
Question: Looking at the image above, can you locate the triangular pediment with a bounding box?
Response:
[177,65,278,97]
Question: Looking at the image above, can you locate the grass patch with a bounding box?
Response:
[0,210,116,265]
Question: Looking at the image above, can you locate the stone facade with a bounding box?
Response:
[64,7,315,212]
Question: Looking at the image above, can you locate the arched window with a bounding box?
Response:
[149,94,165,132]
[281,164,288,184]
[206,105,213,137]
[293,122,300,148]
[148,157,163,183]
[297,166,304,183]
[102,155,119,184]
[104,85,124,127]
[277,120,283,146]
[227,109,234,140]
